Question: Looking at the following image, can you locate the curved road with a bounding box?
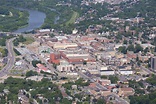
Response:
[0,38,15,77]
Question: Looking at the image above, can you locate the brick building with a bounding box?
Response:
[49,53,61,64]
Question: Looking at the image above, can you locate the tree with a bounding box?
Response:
[49,33,55,38]
[13,48,21,55]
[127,44,135,51]
[136,56,139,62]
[60,98,72,104]
[135,44,143,53]
[146,75,156,85]
[0,48,8,57]
[118,46,127,54]
[144,47,149,53]
[83,61,87,65]
[0,38,6,46]
[137,61,141,66]
[26,70,38,77]
[123,40,127,44]
[32,60,41,67]
[18,35,26,42]
[101,75,107,79]
[109,75,118,83]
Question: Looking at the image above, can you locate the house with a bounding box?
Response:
[127,51,137,59]
[36,64,47,72]
[118,87,134,97]
[98,79,111,86]
[101,90,111,97]
[89,83,96,88]
[72,85,77,90]
[89,89,99,96]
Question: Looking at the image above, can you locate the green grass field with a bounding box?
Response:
[66,11,79,26]
[23,36,34,45]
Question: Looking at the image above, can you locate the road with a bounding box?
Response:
[140,65,156,75]
[77,71,129,104]
[0,38,15,77]
[132,59,155,75]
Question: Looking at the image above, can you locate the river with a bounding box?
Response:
[14,8,46,33]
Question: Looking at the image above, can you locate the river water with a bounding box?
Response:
[14,8,46,33]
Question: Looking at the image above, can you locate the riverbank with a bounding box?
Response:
[0,7,29,32]
[14,9,46,33]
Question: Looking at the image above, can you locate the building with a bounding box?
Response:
[39,29,50,33]
[49,53,61,64]
[60,51,96,65]
[151,57,156,70]
[57,60,74,72]
[98,79,111,86]
[127,51,137,59]
[36,63,47,72]
[102,58,121,66]
[119,70,133,75]
[100,70,115,76]
[53,43,78,49]
[140,43,155,49]
[118,87,134,97]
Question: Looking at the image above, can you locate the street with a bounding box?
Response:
[0,38,15,77]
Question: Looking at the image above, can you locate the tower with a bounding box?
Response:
[151,57,156,70]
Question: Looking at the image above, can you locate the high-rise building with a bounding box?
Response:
[151,57,156,70]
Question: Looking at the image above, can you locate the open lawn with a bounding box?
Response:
[23,36,34,45]
[66,11,79,26]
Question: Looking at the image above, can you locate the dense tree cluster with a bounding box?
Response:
[0,48,8,57]
[146,75,156,86]
[129,91,156,104]
[0,6,29,32]
[13,35,26,46]
[25,70,38,78]
[118,44,143,54]
[108,75,118,83]
[0,6,9,15]
[63,78,90,90]
[0,77,62,104]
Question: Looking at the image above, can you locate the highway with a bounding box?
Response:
[77,71,129,104]
[0,38,15,77]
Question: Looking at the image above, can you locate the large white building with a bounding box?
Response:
[100,70,115,75]
[53,43,78,49]
[57,60,74,72]
[119,70,133,75]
